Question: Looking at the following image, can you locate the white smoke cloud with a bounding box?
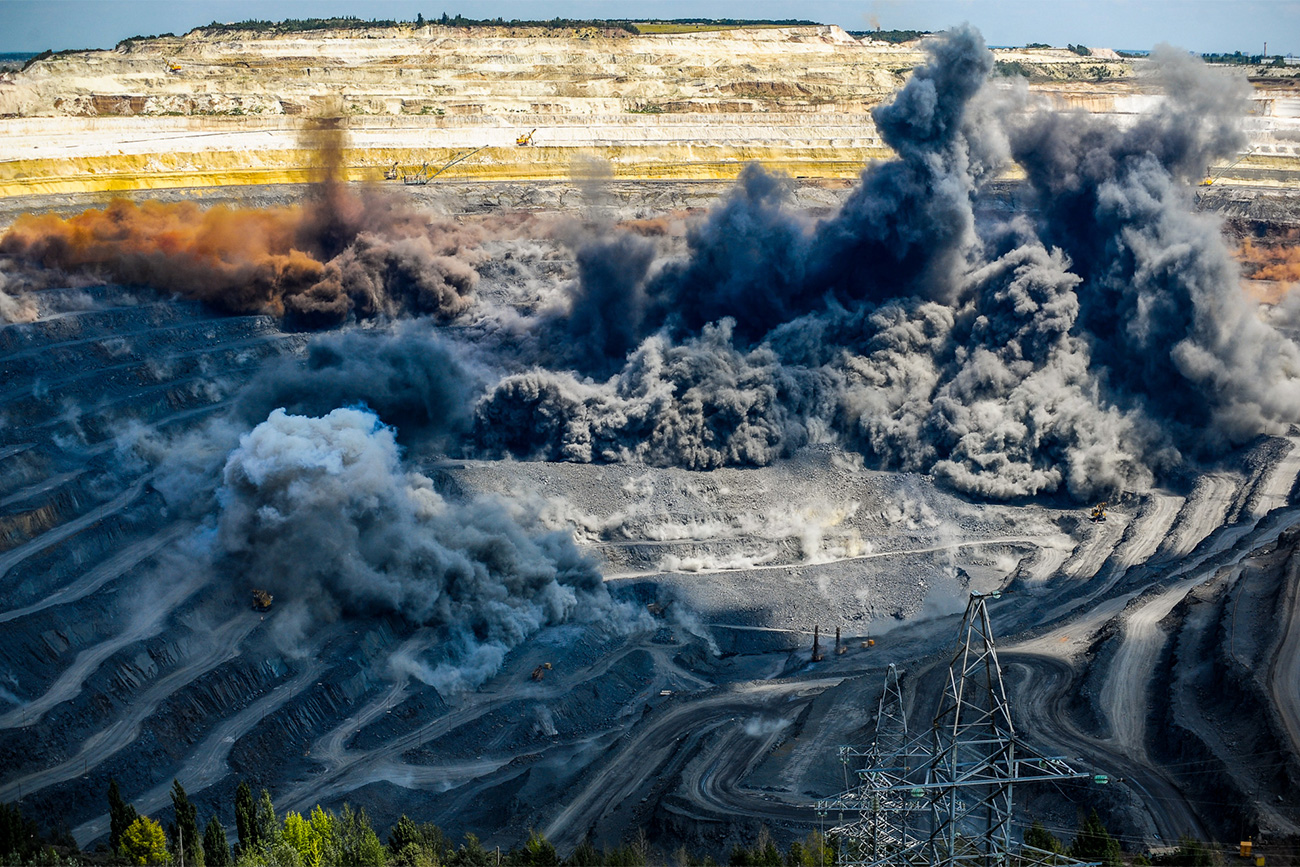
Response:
[215,406,640,692]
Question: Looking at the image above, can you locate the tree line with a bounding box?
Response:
[0,791,1227,866]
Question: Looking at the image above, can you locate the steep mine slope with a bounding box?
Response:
[1,211,1299,858]
[2,22,1300,859]
[2,24,1295,195]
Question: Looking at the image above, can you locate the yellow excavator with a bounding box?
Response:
[1090,502,1108,523]
[516,128,537,146]
[252,589,273,612]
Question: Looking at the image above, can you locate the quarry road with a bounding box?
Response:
[0,570,205,730]
[280,632,654,817]
[0,523,190,624]
[1112,491,1184,570]
[0,468,86,509]
[1034,503,1300,640]
[70,657,330,847]
[1248,436,1300,518]
[1159,473,1239,560]
[544,677,842,848]
[0,330,289,404]
[1062,510,1129,579]
[0,611,258,802]
[1003,653,1207,843]
[0,472,155,580]
[0,444,35,462]
[1098,578,1205,759]
[602,535,1058,580]
[682,712,816,826]
[1033,492,1182,627]
[1004,505,1300,843]
[1273,552,1300,757]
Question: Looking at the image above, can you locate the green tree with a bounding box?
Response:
[170,780,204,867]
[233,782,256,857]
[0,801,41,864]
[564,837,600,866]
[602,843,647,867]
[1068,810,1122,867]
[307,806,341,867]
[338,804,386,867]
[518,830,558,866]
[1025,820,1065,855]
[283,811,324,867]
[204,816,232,867]
[807,832,834,867]
[110,779,141,854]
[388,815,445,866]
[121,815,170,866]
[753,829,781,867]
[450,833,491,867]
[387,816,424,857]
[393,840,439,867]
[255,790,279,850]
[235,837,301,867]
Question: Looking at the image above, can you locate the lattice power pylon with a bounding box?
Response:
[818,593,1102,867]
[823,665,919,857]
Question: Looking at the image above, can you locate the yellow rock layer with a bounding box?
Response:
[0,145,898,197]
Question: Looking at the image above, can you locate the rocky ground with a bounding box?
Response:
[2,20,1300,862]
[1,178,1299,861]
[1,25,1296,194]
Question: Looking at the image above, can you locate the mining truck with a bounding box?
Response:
[251,589,273,612]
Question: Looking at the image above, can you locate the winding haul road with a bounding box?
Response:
[1273,551,1300,758]
[4,288,1300,855]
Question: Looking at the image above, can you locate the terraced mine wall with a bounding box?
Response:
[3,24,1300,864]
[4,23,1295,195]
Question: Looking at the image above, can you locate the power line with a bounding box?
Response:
[818,593,1106,867]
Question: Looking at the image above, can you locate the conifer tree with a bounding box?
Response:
[109,778,140,854]
[254,789,279,850]
[338,804,386,866]
[1025,820,1065,856]
[1068,809,1123,867]
[0,802,41,864]
[170,779,204,867]
[234,781,256,856]
[204,816,232,867]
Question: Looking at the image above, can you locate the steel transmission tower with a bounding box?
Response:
[818,593,1102,867]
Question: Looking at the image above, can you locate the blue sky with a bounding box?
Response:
[1,0,1297,55]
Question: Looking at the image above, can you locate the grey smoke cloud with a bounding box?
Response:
[215,405,632,690]
[480,26,1295,501]
[476,320,840,469]
[1008,43,1300,456]
[235,320,486,453]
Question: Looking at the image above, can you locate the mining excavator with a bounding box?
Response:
[251,589,273,612]
[1090,502,1107,523]
[516,128,537,146]
[531,662,553,681]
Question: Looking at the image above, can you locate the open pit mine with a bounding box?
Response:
[2,19,1300,865]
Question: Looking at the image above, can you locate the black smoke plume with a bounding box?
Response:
[479,27,1299,499]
